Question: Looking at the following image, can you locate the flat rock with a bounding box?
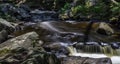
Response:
[61,56,112,64]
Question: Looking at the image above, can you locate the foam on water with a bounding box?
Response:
[71,53,120,64]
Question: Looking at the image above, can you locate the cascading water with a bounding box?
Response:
[67,44,120,64]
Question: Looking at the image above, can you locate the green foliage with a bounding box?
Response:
[0,48,11,57]
[110,3,120,21]
[0,12,16,22]
[60,0,120,21]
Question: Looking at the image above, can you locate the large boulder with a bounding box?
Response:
[0,31,39,51]
[96,22,114,35]
[0,47,60,64]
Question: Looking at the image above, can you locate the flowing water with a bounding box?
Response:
[67,45,120,64]
[12,21,120,64]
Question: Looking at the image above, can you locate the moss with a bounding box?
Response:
[0,48,11,57]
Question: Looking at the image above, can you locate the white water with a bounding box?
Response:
[40,22,84,36]
[66,45,120,64]
[70,52,120,64]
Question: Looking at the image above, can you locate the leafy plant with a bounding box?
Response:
[60,0,120,21]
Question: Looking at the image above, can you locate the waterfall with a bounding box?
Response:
[66,46,77,56]
[67,45,120,64]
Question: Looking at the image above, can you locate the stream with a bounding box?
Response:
[11,21,120,64]
[0,3,120,64]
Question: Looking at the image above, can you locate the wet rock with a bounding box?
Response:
[83,57,112,64]
[14,5,31,21]
[86,42,99,45]
[31,9,58,22]
[74,42,100,48]
[99,42,109,47]
[43,42,70,56]
[110,42,120,49]
[61,56,87,64]
[0,30,8,43]
[0,3,31,21]
[0,31,39,50]
[0,18,15,32]
[61,56,112,64]
[73,42,85,50]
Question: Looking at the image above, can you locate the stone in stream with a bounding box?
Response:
[96,22,114,35]
[110,42,120,49]
[43,42,70,56]
[61,56,112,64]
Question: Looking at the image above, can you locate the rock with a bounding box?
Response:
[0,3,31,21]
[110,42,120,49]
[61,56,112,64]
[43,42,70,56]
[61,56,87,64]
[96,22,114,35]
[22,52,60,64]
[37,40,43,46]
[0,47,59,64]
[83,57,112,64]
[85,42,99,45]
[31,9,58,22]
[0,30,8,43]
[0,18,15,32]
[99,42,109,46]
[0,31,39,50]
[14,5,31,21]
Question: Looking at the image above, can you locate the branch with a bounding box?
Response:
[16,0,26,6]
[111,0,119,5]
